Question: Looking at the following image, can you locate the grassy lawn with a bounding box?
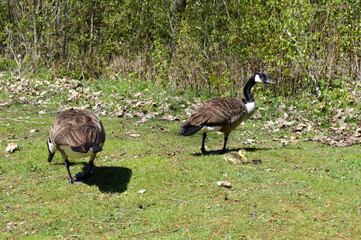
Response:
[1,102,361,239]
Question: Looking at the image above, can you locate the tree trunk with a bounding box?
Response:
[174,0,186,15]
[62,0,68,60]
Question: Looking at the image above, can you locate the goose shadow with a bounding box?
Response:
[230,147,277,152]
[192,147,276,156]
[78,164,132,193]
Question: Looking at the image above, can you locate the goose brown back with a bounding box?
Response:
[47,109,105,183]
[50,109,105,153]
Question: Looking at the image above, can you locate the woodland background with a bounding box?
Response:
[0,0,360,97]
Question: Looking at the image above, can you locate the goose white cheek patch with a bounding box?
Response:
[48,140,57,153]
[255,74,262,83]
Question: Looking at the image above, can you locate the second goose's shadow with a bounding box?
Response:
[229,147,275,152]
[192,147,275,156]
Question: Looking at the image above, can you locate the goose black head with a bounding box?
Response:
[254,72,275,84]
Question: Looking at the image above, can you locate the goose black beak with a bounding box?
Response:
[265,79,275,84]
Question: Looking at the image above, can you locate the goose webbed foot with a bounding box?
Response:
[67,175,87,184]
[201,147,208,155]
[75,169,94,181]
[67,177,75,184]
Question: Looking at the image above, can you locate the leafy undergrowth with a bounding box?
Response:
[1,73,361,238]
[1,100,361,239]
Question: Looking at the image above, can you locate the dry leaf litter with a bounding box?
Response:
[1,73,361,147]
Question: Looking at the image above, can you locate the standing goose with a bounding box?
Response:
[179,72,274,154]
[47,109,105,183]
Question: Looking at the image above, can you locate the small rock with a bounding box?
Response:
[138,189,146,194]
[129,133,141,138]
[217,181,232,188]
[6,143,19,153]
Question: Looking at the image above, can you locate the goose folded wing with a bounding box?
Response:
[187,98,247,126]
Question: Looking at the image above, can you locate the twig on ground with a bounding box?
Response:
[168,227,183,233]
[169,197,190,204]
[38,175,62,180]
[237,165,256,169]
[137,202,156,209]
[169,191,210,205]
[5,117,31,123]
[118,228,158,238]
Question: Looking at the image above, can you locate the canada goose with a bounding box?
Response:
[47,109,105,183]
[179,72,274,154]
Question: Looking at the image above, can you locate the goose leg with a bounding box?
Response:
[87,158,95,176]
[59,151,75,183]
[75,154,95,181]
[201,132,207,154]
[222,135,228,153]
[64,159,74,184]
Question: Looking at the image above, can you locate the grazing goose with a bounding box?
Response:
[179,72,274,154]
[47,109,105,183]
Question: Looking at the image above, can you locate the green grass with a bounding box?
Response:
[1,102,361,239]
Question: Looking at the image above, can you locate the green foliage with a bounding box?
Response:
[1,0,361,96]
[0,58,16,71]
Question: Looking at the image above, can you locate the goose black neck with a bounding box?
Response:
[243,76,256,103]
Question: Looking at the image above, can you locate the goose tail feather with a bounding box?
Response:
[178,122,203,136]
[71,144,102,153]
